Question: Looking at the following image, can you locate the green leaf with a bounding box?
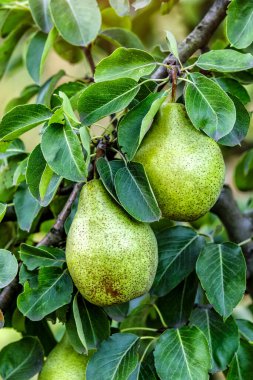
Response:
[78,78,140,126]
[86,333,139,380]
[26,28,58,83]
[103,302,129,322]
[185,72,236,140]
[79,125,91,169]
[0,104,52,142]
[114,162,161,222]
[109,0,130,16]
[50,0,101,46]
[190,308,239,373]
[0,337,44,380]
[154,326,211,380]
[37,70,65,107]
[26,144,61,206]
[196,243,246,318]
[0,203,7,222]
[156,272,198,328]
[71,293,110,353]
[197,50,253,72]
[227,340,253,380]
[236,319,253,343]
[214,78,250,105]
[0,23,29,80]
[227,0,253,49]
[13,158,28,186]
[152,226,205,296]
[101,28,144,49]
[14,183,41,232]
[234,149,253,191]
[59,91,80,125]
[1,9,31,38]
[20,244,65,270]
[218,95,250,147]
[118,92,166,160]
[0,139,26,160]
[41,120,86,182]
[96,158,125,200]
[120,303,153,334]
[51,81,86,109]
[5,84,40,113]
[166,31,179,61]
[0,249,18,288]
[95,48,156,82]
[29,0,53,33]
[17,267,73,321]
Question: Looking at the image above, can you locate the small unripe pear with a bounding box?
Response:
[134,103,225,221]
[66,180,158,306]
[39,334,90,380]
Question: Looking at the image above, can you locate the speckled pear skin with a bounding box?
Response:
[39,334,90,380]
[134,103,225,221]
[66,180,158,306]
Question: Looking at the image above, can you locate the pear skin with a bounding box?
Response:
[39,334,90,380]
[66,180,158,306]
[134,103,225,221]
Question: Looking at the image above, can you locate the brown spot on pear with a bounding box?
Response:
[66,180,158,306]
[134,103,225,221]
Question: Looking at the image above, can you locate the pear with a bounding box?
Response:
[66,179,158,306]
[134,103,225,221]
[39,334,91,380]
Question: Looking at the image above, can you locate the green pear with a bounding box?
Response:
[39,334,91,380]
[66,179,158,306]
[134,103,225,221]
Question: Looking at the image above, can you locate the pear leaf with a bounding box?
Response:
[20,244,65,270]
[227,0,253,49]
[29,0,53,33]
[14,183,41,232]
[114,162,161,222]
[86,333,139,380]
[227,340,253,380]
[154,326,211,380]
[197,50,253,72]
[94,47,156,82]
[0,203,7,222]
[96,158,125,200]
[196,243,246,318]
[185,73,236,140]
[0,249,18,288]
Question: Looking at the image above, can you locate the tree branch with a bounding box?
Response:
[152,0,229,79]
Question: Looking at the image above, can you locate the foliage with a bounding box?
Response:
[0,0,253,379]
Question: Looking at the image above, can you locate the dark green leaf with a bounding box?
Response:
[0,104,52,142]
[19,264,38,288]
[156,272,198,327]
[26,31,47,83]
[5,84,40,113]
[95,48,156,82]
[227,339,253,380]
[0,139,25,160]
[50,0,101,47]
[236,319,253,343]
[0,203,7,222]
[114,162,161,222]
[101,28,144,49]
[227,0,253,49]
[1,9,31,38]
[96,158,125,200]
[152,226,205,296]
[234,149,253,191]
[103,302,129,322]
[219,95,250,147]
[118,92,166,160]
[14,183,41,232]
[29,0,53,33]
[86,333,139,380]
[0,337,44,380]
[197,50,253,72]
[41,120,86,182]
[214,78,250,105]
[120,303,153,334]
[0,249,18,288]
[185,73,236,140]
[196,243,246,318]
[51,81,86,109]
[78,78,140,126]
[37,70,65,107]
[17,267,73,321]
[20,244,65,270]
[71,293,110,353]
[154,326,210,380]
[26,144,61,206]
[190,308,239,373]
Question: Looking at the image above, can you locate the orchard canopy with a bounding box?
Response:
[0,1,253,380]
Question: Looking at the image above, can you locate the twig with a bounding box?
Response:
[83,44,95,76]
[152,0,229,79]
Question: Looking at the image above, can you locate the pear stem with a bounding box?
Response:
[152,304,168,329]
[121,327,158,333]
[140,339,157,363]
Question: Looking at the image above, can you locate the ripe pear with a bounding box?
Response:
[134,103,225,221]
[39,334,91,380]
[66,180,158,306]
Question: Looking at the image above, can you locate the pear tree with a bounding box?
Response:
[0,0,253,379]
